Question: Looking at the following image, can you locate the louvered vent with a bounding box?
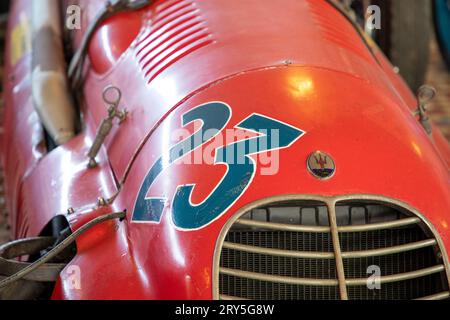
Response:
[307,0,369,57]
[216,198,450,300]
[135,0,213,84]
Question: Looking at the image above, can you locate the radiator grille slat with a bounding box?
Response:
[338,217,421,232]
[416,291,450,300]
[217,199,450,300]
[223,239,437,260]
[223,241,335,259]
[236,219,330,233]
[221,267,339,286]
[345,265,445,286]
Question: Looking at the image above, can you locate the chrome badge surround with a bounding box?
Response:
[307,151,336,180]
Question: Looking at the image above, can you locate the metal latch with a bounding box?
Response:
[414,85,436,136]
[87,86,127,168]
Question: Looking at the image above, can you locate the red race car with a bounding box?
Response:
[0,0,449,300]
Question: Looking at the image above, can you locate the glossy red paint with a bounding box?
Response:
[0,0,448,300]
[88,9,146,74]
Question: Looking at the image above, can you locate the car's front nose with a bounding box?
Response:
[122,65,450,300]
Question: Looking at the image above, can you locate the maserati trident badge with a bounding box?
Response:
[307,151,336,180]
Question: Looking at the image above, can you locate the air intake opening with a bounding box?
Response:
[216,197,450,300]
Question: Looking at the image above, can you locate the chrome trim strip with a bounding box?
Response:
[341,239,438,259]
[219,265,446,290]
[236,219,330,233]
[220,294,249,301]
[220,267,339,286]
[237,216,420,233]
[327,201,348,299]
[223,241,335,259]
[223,239,437,260]
[415,292,450,301]
[338,217,421,233]
[345,265,446,287]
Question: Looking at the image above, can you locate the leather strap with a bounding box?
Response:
[0,237,66,282]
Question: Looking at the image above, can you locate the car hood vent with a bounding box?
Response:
[135,0,213,84]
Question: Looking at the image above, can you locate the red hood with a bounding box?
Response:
[122,65,450,217]
[85,66,448,299]
[85,0,411,181]
[53,65,450,300]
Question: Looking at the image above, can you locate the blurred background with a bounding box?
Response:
[341,0,450,140]
[0,0,449,243]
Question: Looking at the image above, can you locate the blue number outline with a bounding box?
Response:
[131,101,306,231]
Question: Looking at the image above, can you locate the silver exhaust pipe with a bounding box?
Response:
[32,0,75,145]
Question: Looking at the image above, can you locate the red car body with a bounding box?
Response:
[1,0,449,299]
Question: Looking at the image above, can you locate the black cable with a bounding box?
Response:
[0,211,126,289]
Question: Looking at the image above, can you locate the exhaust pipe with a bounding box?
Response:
[32,0,75,145]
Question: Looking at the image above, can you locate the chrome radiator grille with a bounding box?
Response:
[216,197,450,300]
